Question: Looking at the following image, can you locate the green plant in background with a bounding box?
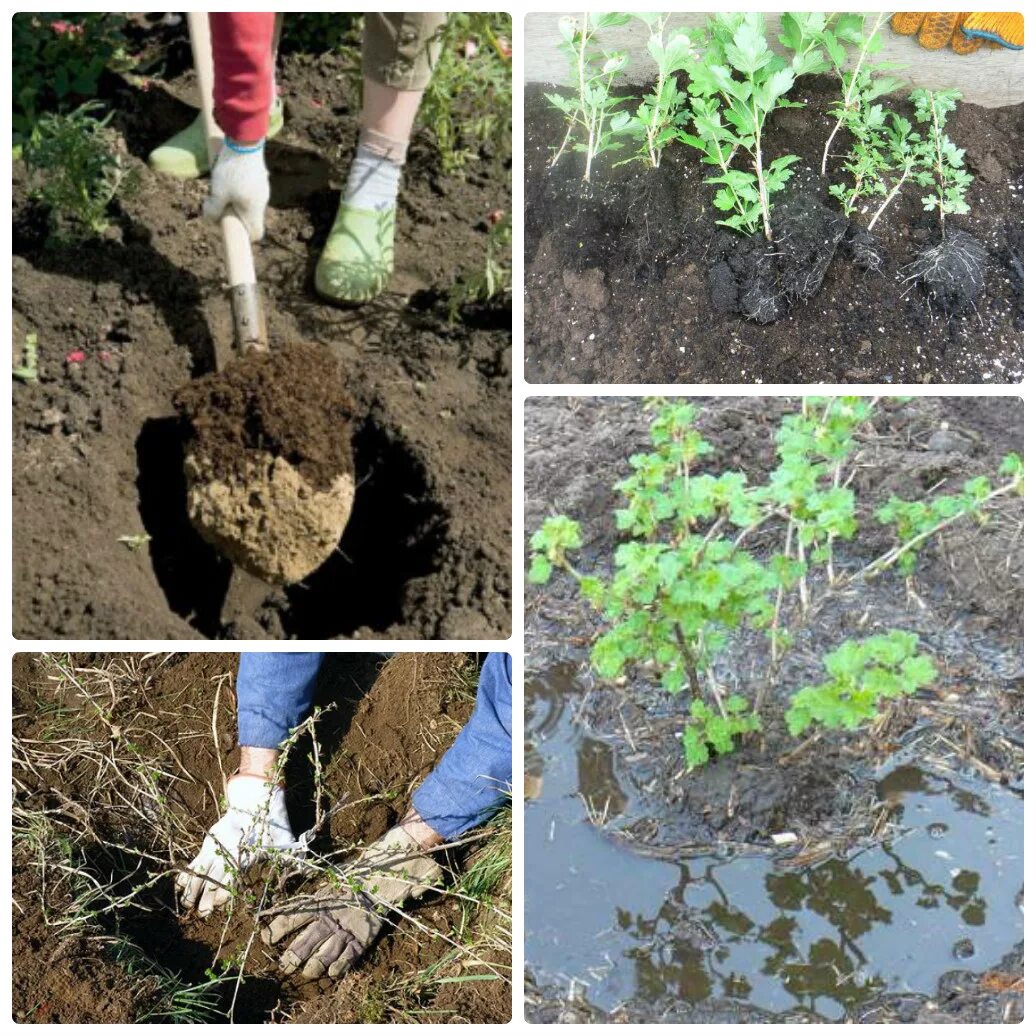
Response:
[612,14,698,168]
[546,12,632,181]
[420,13,512,174]
[909,88,973,234]
[13,333,40,383]
[12,13,134,143]
[821,12,899,175]
[785,631,937,736]
[448,211,512,319]
[828,101,895,219]
[529,399,1021,770]
[279,13,361,53]
[24,102,135,240]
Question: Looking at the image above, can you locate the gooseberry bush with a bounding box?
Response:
[529,400,1023,770]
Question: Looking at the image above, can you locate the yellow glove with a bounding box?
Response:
[891,12,1023,52]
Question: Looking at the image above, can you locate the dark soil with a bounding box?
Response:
[174,343,355,491]
[524,396,1023,1023]
[12,652,511,1024]
[13,36,511,639]
[524,78,1023,384]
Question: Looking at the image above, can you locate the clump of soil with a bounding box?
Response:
[175,343,356,584]
[903,227,988,312]
[525,78,1023,383]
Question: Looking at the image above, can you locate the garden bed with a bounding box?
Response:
[524,396,1023,1022]
[13,27,511,639]
[13,652,512,1024]
[524,77,1023,384]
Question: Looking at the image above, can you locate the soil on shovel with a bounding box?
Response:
[12,652,512,1024]
[524,397,1023,1024]
[13,41,511,640]
[524,78,1023,385]
[175,343,356,584]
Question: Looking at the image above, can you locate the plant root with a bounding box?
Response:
[844,224,885,274]
[900,228,988,313]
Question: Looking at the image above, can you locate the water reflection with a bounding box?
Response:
[526,673,1023,1020]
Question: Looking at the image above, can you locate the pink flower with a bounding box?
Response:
[50,20,84,36]
[464,39,478,59]
[487,209,505,226]
[65,350,86,364]
[498,36,512,58]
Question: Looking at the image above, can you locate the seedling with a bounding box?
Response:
[910,89,973,235]
[529,399,1020,769]
[612,14,697,168]
[682,13,859,240]
[14,332,39,383]
[23,101,134,239]
[821,12,899,176]
[545,13,632,181]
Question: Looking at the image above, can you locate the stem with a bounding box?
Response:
[549,119,574,168]
[753,108,772,241]
[929,89,947,237]
[867,161,912,231]
[822,12,888,176]
[853,477,1021,581]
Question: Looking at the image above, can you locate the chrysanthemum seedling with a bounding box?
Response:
[545,12,632,181]
[612,14,698,169]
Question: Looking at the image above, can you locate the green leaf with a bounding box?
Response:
[528,555,552,584]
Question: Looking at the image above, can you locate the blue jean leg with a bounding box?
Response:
[412,653,513,840]
[236,652,324,749]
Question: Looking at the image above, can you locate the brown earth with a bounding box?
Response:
[13,35,512,640]
[524,78,1023,385]
[12,652,512,1024]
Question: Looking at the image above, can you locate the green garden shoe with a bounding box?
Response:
[148,97,285,180]
[314,204,396,304]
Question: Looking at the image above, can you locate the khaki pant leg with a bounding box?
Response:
[362,12,447,91]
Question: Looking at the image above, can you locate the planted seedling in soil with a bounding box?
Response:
[545,12,632,181]
[900,89,985,312]
[529,399,1022,771]
[612,14,698,169]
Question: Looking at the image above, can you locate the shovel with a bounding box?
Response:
[179,13,355,604]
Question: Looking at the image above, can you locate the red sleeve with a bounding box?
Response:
[209,12,275,142]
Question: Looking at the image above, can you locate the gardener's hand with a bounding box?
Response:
[176,774,296,917]
[263,826,442,980]
[202,138,269,242]
[891,13,1024,53]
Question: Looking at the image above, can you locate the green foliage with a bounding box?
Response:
[23,102,135,240]
[785,631,937,736]
[12,13,134,142]
[683,696,760,769]
[14,333,40,384]
[545,13,632,180]
[909,89,973,229]
[420,13,512,174]
[448,211,511,320]
[680,13,860,239]
[612,15,699,168]
[279,13,361,54]
[875,455,1023,572]
[529,399,1021,771]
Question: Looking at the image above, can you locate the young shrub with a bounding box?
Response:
[23,102,134,240]
[900,89,985,310]
[785,631,937,737]
[821,12,900,176]
[545,13,632,181]
[681,13,859,240]
[612,14,697,168]
[530,399,1020,772]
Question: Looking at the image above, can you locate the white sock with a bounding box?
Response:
[342,144,402,212]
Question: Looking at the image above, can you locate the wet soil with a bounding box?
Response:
[13,39,512,640]
[524,79,1023,384]
[12,652,511,1024]
[524,396,1023,1023]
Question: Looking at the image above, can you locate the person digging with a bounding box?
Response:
[175,653,511,979]
[151,12,447,303]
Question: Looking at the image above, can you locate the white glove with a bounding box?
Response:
[176,774,297,916]
[202,139,269,242]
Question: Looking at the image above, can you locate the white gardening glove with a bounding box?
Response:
[202,138,269,242]
[176,774,297,917]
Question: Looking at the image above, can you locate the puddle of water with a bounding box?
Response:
[525,668,1023,1021]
